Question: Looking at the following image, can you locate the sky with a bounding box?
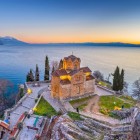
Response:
[0,0,140,44]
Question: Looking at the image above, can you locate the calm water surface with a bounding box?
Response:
[0,45,140,94]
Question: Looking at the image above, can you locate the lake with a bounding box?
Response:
[0,45,140,94]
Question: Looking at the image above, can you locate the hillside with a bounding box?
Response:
[0,36,28,45]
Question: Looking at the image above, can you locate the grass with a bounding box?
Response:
[69,96,92,105]
[98,81,112,89]
[119,95,137,104]
[34,97,57,118]
[78,103,87,110]
[99,95,134,115]
[68,112,83,121]
[69,96,93,111]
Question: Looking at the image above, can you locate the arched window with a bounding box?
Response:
[77,86,80,94]
[75,75,80,81]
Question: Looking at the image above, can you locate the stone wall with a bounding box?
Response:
[85,79,95,93]
[51,76,60,98]
[59,84,71,99]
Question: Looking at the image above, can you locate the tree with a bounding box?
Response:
[0,79,14,117]
[29,69,34,81]
[132,78,140,100]
[51,60,59,70]
[17,122,23,130]
[26,72,30,82]
[123,81,128,93]
[26,69,34,82]
[44,56,49,80]
[120,69,124,91]
[93,70,104,81]
[112,66,120,91]
[59,59,63,69]
[112,66,125,92]
[0,80,13,103]
[35,64,39,81]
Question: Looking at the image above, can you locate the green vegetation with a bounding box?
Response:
[69,96,93,111]
[99,95,134,115]
[68,112,83,121]
[34,97,57,118]
[35,64,40,81]
[44,55,49,80]
[26,69,34,82]
[98,81,112,89]
[78,103,87,110]
[69,96,91,105]
[35,99,38,103]
[119,95,137,104]
[112,66,124,91]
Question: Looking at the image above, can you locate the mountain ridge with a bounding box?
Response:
[0,36,140,47]
[0,36,29,45]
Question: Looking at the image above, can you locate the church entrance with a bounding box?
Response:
[77,86,80,94]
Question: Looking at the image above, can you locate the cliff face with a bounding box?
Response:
[132,112,140,140]
[40,114,133,140]
[38,107,140,140]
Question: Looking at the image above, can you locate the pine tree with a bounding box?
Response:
[44,56,49,80]
[112,66,120,91]
[113,66,125,92]
[29,69,34,81]
[58,59,63,69]
[35,64,39,81]
[120,69,124,91]
[26,73,30,82]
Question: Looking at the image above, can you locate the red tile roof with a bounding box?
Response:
[52,69,67,77]
[80,67,92,73]
[69,70,78,76]
[64,55,80,62]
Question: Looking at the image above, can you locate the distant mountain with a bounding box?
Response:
[0,36,28,45]
[0,36,140,47]
[46,42,140,47]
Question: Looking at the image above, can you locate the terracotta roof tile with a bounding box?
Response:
[69,70,79,76]
[80,67,92,73]
[64,55,80,62]
[52,69,67,77]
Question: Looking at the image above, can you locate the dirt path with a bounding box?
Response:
[84,95,100,114]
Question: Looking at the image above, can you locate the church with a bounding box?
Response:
[51,55,95,100]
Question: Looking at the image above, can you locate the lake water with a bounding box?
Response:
[0,45,140,94]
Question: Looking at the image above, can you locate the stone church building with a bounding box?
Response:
[51,55,95,100]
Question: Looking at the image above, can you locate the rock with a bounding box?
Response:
[111,108,134,119]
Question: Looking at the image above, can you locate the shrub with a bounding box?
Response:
[17,122,23,130]
[38,94,41,98]
[27,114,30,118]
[24,111,28,117]
[9,137,16,140]
[35,99,38,103]
[68,112,83,121]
